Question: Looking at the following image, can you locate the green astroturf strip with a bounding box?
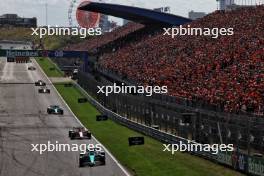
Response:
[36,57,64,77]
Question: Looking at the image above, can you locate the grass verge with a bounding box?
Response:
[36,57,64,77]
[54,83,243,176]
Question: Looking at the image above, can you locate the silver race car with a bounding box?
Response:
[47,105,64,115]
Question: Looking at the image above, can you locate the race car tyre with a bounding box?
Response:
[69,133,75,140]
[79,160,84,167]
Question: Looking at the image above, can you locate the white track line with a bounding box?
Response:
[33,59,130,176]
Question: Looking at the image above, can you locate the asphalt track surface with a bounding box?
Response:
[0,44,128,176]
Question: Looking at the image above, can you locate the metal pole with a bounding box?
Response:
[45,2,48,26]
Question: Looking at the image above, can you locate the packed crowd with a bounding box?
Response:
[64,22,144,53]
[99,6,264,114]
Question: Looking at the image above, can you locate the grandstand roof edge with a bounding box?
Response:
[78,2,192,26]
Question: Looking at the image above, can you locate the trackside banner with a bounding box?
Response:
[217,151,264,175]
[0,49,88,58]
[6,50,39,57]
[217,151,233,166]
[0,49,40,57]
[248,156,264,176]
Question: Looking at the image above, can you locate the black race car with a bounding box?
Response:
[35,80,46,86]
[38,86,50,94]
[69,127,91,140]
[79,147,105,167]
[47,105,63,115]
[28,66,36,70]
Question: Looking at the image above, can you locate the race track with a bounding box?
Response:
[0,44,128,176]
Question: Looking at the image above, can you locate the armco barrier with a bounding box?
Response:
[72,82,264,175]
[73,82,216,158]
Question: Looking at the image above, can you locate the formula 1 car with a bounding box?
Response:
[47,105,63,115]
[79,147,105,167]
[69,127,91,140]
[28,66,36,70]
[35,80,46,86]
[38,86,50,94]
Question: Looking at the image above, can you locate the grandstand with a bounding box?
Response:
[65,5,264,115]
[61,3,264,167]
[101,6,264,115]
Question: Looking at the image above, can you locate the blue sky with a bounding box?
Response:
[0,0,217,26]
